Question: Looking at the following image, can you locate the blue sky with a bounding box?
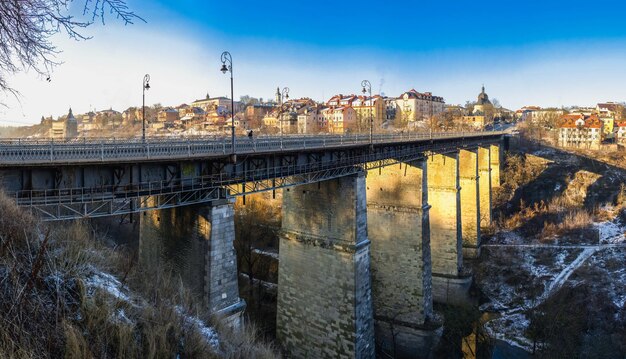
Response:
[2,0,626,124]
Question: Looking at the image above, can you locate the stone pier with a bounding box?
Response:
[427,152,471,304]
[277,172,375,358]
[139,198,246,326]
[478,146,492,228]
[459,149,481,259]
[490,143,502,188]
[366,161,442,358]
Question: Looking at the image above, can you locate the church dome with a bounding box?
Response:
[477,86,491,106]
[66,107,77,123]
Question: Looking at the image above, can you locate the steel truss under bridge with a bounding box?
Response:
[15,140,473,221]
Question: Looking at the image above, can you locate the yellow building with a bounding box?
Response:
[262,111,279,129]
[322,106,356,134]
[600,116,614,135]
[463,115,485,130]
[352,95,385,132]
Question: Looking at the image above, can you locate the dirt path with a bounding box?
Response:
[542,247,596,298]
[491,245,601,316]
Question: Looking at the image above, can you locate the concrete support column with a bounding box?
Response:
[490,143,502,188]
[478,146,492,228]
[459,149,481,259]
[366,161,442,358]
[277,172,375,359]
[139,198,245,326]
[427,152,471,304]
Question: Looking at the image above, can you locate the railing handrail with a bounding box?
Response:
[0,130,506,165]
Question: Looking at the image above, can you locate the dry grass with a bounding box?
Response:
[492,153,618,242]
[0,192,279,358]
[540,210,594,240]
[497,192,595,241]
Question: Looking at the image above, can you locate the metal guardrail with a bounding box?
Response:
[0,131,505,165]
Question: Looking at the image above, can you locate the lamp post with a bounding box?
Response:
[220,51,236,162]
[278,87,290,141]
[142,74,150,141]
[361,80,372,147]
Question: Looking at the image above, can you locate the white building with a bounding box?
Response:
[395,89,445,124]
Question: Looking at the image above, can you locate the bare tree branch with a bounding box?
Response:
[0,0,143,99]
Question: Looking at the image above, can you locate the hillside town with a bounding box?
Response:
[8,85,626,155]
[11,86,510,139]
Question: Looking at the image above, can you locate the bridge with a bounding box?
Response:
[0,131,507,358]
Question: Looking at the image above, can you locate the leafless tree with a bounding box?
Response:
[0,0,141,98]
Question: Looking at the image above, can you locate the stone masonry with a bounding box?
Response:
[277,172,375,358]
[478,146,492,228]
[490,143,502,188]
[459,149,481,259]
[427,152,472,304]
[427,153,462,277]
[366,161,442,358]
[139,198,245,326]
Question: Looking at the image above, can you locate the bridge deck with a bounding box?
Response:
[0,131,506,220]
[0,131,504,166]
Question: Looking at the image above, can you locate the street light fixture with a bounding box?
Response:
[279,87,290,139]
[361,79,373,147]
[220,51,236,162]
[142,74,150,141]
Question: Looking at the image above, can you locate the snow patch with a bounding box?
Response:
[175,307,220,349]
[85,271,130,302]
[542,247,596,301]
[252,248,279,259]
[596,220,625,244]
[485,313,533,352]
[85,270,221,350]
[239,273,277,290]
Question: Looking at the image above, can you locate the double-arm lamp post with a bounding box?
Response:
[278,87,290,140]
[220,51,236,162]
[361,79,373,147]
[142,74,150,141]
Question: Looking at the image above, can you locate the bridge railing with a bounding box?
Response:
[0,130,504,164]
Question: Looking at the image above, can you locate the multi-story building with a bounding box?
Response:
[463,115,486,130]
[326,94,357,108]
[49,108,78,139]
[157,108,180,123]
[569,107,596,117]
[600,116,615,136]
[179,107,207,128]
[191,94,243,115]
[322,106,356,134]
[597,102,622,118]
[384,97,398,124]
[516,106,541,121]
[245,103,275,128]
[394,89,445,124]
[615,121,626,143]
[531,108,565,126]
[558,114,603,149]
[297,106,323,133]
[351,95,385,132]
